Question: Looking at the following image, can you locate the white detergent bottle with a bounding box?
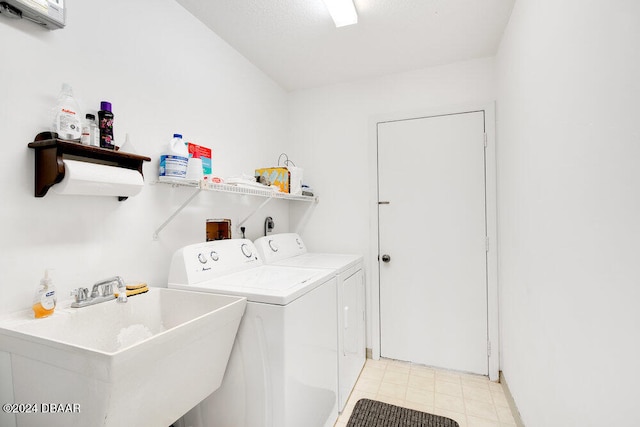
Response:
[52,83,82,140]
[159,133,189,179]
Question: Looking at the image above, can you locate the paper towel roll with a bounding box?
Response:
[53,159,144,197]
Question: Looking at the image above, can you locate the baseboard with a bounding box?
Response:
[499,371,525,427]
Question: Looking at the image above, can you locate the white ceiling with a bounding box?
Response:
[175,0,515,92]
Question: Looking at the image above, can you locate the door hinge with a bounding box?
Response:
[483,133,488,147]
[485,236,489,252]
[487,340,492,357]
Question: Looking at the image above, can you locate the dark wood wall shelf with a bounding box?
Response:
[27,131,151,200]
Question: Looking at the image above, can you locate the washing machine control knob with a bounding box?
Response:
[268,240,278,252]
[241,243,253,258]
[198,253,207,264]
[210,251,219,261]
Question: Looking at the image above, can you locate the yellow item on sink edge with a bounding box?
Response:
[115,283,149,298]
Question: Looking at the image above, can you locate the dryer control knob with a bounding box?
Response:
[268,240,278,252]
[210,251,219,261]
[241,243,253,258]
[198,253,208,264]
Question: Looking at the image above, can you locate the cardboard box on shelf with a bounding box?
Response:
[255,167,290,193]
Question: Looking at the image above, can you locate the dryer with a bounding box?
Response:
[168,239,338,427]
[254,233,365,412]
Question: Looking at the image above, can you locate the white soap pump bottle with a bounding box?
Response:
[32,269,57,319]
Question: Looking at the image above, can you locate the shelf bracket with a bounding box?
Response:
[152,180,317,239]
[236,196,275,230]
[153,188,202,240]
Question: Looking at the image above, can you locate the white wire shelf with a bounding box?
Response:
[155,177,317,202]
[153,178,318,239]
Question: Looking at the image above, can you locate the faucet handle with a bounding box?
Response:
[103,283,114,296]
[71,287,89,303]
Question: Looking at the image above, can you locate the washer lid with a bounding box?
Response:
[169,265,334,305]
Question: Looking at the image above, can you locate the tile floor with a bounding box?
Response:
[334,358,519,427]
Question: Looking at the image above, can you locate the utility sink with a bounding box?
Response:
[0,288,246,427]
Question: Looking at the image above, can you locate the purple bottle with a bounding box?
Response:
[98,101,115,149]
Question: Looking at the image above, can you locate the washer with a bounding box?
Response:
[254,233,365,412]
[168,239,338,427]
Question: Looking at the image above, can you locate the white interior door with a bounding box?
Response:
[378,111,488,375]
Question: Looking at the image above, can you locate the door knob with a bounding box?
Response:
[381,254,391,263]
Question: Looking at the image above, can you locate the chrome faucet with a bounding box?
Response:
[71,276,127,308]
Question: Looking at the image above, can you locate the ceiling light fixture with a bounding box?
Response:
[322,0,358,27]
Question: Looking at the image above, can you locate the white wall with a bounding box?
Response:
[496,0,640,425]
[7,2,638,424]
[287,58,497,346]
[0,0,289,317]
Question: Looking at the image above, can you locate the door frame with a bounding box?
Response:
[368,102,499,381]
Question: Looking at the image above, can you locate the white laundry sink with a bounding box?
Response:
[0,288,246,427]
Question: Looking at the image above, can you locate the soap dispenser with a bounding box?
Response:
[32,269,57,319]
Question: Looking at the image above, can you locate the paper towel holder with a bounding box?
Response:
[28,132,151,201]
